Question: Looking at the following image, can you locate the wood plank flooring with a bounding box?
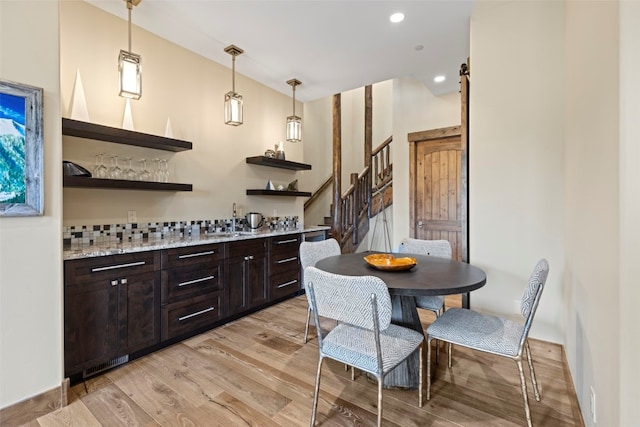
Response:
[25,295,584,426]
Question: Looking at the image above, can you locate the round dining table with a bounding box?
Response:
[314,251,487,389]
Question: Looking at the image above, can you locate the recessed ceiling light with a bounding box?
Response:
[390,12,405,23]
[434,75,446,83]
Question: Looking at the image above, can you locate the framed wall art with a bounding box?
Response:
[0,79,43,216]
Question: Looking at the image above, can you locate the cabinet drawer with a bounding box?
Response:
[269,234,302,255]
[227,238,266,258]
[162,292,223,340]
[162,262,224,304]
[65,251,159,286]
[162,243,225,269]
[270,251,300,276]
[270,270,301,300]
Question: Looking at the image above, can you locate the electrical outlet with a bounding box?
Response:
[590,386,597,423]
[127,210,137,223]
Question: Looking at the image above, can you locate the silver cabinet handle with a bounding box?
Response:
[121,278,127,285]
[92,261,145,272]
[178,306,214,322]
[177,250,214,259]
[244,256,250,261]
[249,255,254,260]
[417,221,424,229]
[275,239,297,245]
[111,280,118,286]
[178,275,215,287]
[276,279,298,289]
[276,257,298,264]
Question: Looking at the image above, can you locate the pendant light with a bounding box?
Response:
[118,0,142,99]
[224,45,244,126]
[286,79,302,143]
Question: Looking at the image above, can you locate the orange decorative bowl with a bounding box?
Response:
[363,254,417,271]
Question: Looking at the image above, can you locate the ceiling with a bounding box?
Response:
[86,0,474,103]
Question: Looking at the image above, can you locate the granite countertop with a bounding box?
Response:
[63,226,330,260]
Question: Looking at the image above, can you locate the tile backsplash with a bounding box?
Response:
[63,216,299,247]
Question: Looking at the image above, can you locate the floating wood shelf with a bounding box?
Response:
[246,189,311,197]
[63,176,193,192]
[245,156,311,171]
[62,118,192,152]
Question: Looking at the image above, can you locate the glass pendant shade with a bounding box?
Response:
[118,50,142,99]
[225,91,243,126]
[224,45,244,126]
[286,115,302,143]
[285,78,302,143]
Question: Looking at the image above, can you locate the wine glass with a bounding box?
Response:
[123,157,137,180]
[151,158,161,182]
[108,155,122,179]
[93,153,108,178]
[138,158,151,181]
[160,159,169,183]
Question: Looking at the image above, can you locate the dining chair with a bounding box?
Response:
[299,238,341,343]
[305,266,424,427]
[425,259,549,427]
[399,237,452,361]
[399,237,452,316]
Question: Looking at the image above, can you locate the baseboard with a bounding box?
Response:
[0,378,69,425]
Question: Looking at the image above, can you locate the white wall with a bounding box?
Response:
[0,1,62,408]
[469,1,565,343]
[564,2,620,425]
[618,2,640,423]
[60,1,305,226]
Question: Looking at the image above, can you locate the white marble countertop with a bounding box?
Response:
[63,226,330,260]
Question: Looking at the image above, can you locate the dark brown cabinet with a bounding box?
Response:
[64,233,304,380]
[226,239,268,315]
[64,252,160,377]
[268,234,302,301]
[160,243,225,340]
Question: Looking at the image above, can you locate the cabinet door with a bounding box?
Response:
[64,280,119,376]
[119,271,161,354]
[248,253,268,308]
[226,255,249,316]
[227,239,267,315]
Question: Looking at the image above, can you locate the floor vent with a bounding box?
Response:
[83,355,129,379]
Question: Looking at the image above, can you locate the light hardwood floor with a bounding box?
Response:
[24,295,584,426]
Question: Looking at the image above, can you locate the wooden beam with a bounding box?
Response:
[332,94,342,239]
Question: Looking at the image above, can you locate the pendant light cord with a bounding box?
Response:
[231,55,236,93]
[127,1,132,52]
[292,84,296,116]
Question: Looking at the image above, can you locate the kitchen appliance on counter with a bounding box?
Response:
[245,212,264,231]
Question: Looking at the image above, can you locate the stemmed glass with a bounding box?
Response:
[151,158,161,182]
[138,158,151,181]
[109,155,122,179]
[123,157,137,180]
[93,153,108,178]
[160,159,169,183]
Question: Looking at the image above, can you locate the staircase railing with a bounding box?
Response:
[338,167,370,247]
[372,136,392,194]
